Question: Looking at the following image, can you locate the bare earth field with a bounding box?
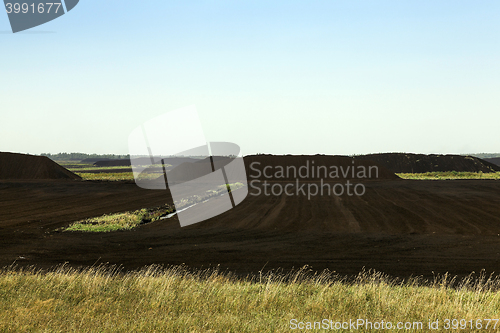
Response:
[1,178,500,280]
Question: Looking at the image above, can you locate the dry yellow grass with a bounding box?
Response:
[0,265,499,332]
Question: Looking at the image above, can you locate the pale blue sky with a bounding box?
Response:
[1,1,499,155]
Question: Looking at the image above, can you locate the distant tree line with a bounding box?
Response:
[40,153,130,161]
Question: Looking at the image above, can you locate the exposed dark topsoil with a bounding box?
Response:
[157,155,399,184]
[1,178,500,280]
[96,153,500,175]
[80,158,110,163]
[2,153,500,279]
[243,154,399,180]
[354,153,500,173]
[485,157,500,167]
[0,152,81,180]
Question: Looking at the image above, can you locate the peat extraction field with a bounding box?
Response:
[1,153,500,280]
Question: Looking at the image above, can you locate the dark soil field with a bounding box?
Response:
[1,179,500,279]
[0,152,81,180]
[2,152,500,280]
[485,157,500,167]
[355,153,500,173]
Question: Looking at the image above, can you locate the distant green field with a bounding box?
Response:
[59,162,168,181]
[74,172,157,181]
[62,161,500,182]
[398,172,500,180]
[77,171,500,181]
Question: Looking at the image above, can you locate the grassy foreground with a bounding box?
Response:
[1,265,499,332]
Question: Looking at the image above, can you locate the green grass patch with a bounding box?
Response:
[64,205,173,232]
[397,171,500,180]
[0,265,499,332]
[64,182,245,232]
